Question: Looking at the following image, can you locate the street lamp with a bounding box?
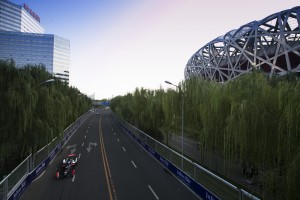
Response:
[165,80,184,169]
[40,78,55,85]
[28,78,55,170]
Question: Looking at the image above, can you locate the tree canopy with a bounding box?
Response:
[111,72,300,199]
[0,60,92,174]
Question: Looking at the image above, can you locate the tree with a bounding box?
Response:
[0,60,92,175]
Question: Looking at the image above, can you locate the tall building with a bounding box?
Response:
[0,0,70,83]
[0,31,70,82]
[0,0,44,33]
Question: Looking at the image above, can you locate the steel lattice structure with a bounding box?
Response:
[185,6,300,82]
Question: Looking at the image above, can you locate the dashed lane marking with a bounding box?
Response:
[131,161,137,168]
[148,185,159,200]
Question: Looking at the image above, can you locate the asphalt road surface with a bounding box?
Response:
[20,108,200,200]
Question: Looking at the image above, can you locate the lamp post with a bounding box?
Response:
[40,78,55,85]
[29,78,55,170]
[165,80,184,169]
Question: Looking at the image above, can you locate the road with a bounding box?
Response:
[169,134,200,159]
[20,108,199,200]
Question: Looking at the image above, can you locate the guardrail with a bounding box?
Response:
[112,113,260,200]
[1,110,261,200]
[0,110,93,200]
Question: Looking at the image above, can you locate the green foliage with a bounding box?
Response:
[0,60,92,172]
[110,71,300,199]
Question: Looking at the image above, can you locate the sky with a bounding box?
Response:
[10,0,300,99]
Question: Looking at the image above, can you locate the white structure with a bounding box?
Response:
[185,6,300,82]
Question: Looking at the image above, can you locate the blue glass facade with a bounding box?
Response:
[53,35,70,81]
[0,0,70,83]
[0,30,70,82]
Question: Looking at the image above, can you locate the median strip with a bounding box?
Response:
[99,116,117,200]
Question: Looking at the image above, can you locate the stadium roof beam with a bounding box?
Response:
[185,6,300,82]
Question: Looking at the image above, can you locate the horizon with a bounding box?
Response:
[9,0,300,99]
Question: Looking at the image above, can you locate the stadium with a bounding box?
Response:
[185,6,300,82]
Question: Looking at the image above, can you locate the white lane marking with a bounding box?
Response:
[113,132,116,136]
[78,153,81,159]
[122,147,126,152]
[131,161,137,168]
[117,138,120,142]
[82,142,84,147]
[32,171,45,183]
[87,130,89,133]
[85,135,86,138]
[148,185,159,200]
[72,174,76,182]
[49,157,55,166]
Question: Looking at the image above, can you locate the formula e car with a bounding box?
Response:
[56,154,78,179]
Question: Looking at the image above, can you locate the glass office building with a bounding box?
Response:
[0,30,70,82]
[0,0,44,33]
[0,0,70,83]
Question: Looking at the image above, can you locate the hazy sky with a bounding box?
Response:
[11,0,299,99]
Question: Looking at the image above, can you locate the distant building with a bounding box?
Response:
[89,93,95,100]
[0,0,70,83]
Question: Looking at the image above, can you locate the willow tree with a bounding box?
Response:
[0,60,92,175]
[110,71,300,199]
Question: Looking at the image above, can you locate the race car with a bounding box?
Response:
[56,154,78,179]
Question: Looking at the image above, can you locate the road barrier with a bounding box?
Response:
[1,110,260,200]
[113,114,260,200]
[0,110,93,200]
